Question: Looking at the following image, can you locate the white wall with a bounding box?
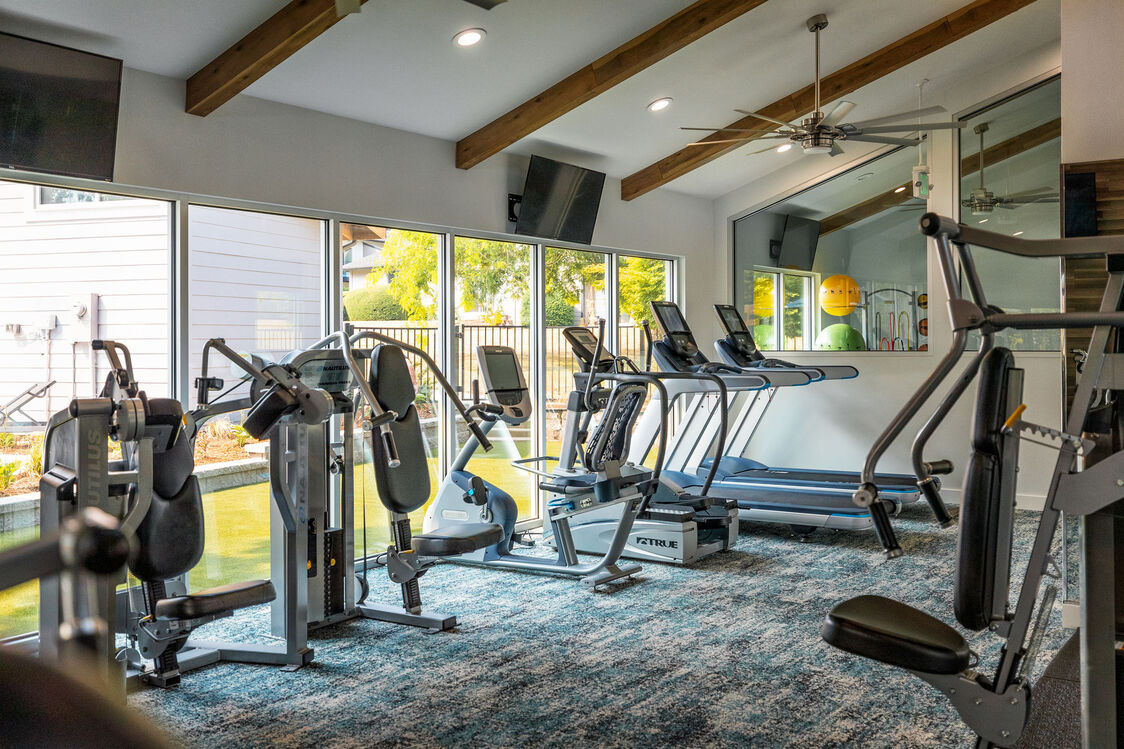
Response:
[1060,0,1124,163]
[0,181,171,418]
[112,68,714,269]
[708,43,1065,509]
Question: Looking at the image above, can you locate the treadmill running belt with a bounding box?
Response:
[735,468,918,488]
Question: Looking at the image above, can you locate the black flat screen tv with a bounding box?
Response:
[0,32,123,181]
[777,214,821,270]
[515,155,605,245]
[1063,171,1097,238]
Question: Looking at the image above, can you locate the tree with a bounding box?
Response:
[381,230,440,321]
[618,257,666,326]
[342,287,405,321]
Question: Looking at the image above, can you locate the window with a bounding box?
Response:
[454,236,538,522]
[617,255,673,366]
[0,179,171,639]
[37,187,131,205]
[958,77,1061,351]
[544,247,608,446]
[342,224,444,548]
[733,146,929,353]
[186,205,325,593]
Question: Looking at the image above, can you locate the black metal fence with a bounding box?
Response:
[348,322,649,408]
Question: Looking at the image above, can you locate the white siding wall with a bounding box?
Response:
[0,180,170,421]
[187,206,323,386]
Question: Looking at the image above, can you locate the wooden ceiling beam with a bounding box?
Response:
[455,0,771,170]
[818,117,1061,236]
[621,0,1038,201]
[187,0,369,117]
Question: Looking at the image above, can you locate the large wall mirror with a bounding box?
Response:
[733,146,929,353]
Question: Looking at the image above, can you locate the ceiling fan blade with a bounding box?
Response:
[828,142,844,157]
[335,0,361,15]
[1006,187,1059,200]
[822,100,857,127]
[846,134,920,146]
[462,0,507,8]
[746,143,795,156]
[687,134,790,146]
[1007,196,1061,204]
[733,109,797,129]
[849,122,966,134]
[846,105,946,130]
[679,127,781,133]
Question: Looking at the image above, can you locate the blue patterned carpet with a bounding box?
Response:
[130,505,1068,748]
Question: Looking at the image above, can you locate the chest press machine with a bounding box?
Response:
[822,213,1124,747]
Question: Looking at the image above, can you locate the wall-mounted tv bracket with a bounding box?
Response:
[508,194,522,223]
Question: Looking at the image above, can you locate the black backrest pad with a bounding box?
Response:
[585,384,646,471]
[955,347,1018,631]
[147,398,195,499]
[130,475,205,581]
[369,344,416,416]
[370,405,431,513]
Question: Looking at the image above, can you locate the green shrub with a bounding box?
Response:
[0,433,14,449]
[28,434,43,476]
[520,293,577,327]
[0,461,16,491]
[343,287,406,322]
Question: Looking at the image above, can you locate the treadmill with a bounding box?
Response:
[629,301,919,537]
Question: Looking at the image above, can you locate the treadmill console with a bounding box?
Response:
[714,304,765,365]
[649,300,704,366]
[561,326,615,372]
[475,345,532,424]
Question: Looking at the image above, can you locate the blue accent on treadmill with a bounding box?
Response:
[128,506,1068,748]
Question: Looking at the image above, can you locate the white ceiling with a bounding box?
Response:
[0,0,1061,200]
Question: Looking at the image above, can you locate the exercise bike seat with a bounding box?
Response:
[412,522,503,557]
[154,579,276,621]
[821,595,970,675]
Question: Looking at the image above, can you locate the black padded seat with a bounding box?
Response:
[154,579,276,621]
[821,595,970,675]
[412,522,503,557]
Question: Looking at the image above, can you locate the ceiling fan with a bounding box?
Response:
[961,122,1060,216]
[682,14,965,157]
[335,0,504,14]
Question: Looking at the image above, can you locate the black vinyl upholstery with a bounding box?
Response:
[148,398,195,499]
[955,347,1017,631]
[154,579,276,621]
[584,384,646,471]
[821,595,970,675]
[368,345,432,514]
[129,476,205,582]
[412,522,504,557]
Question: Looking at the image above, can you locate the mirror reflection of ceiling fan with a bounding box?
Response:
[682,14,966,157]
[961,122,1060,216]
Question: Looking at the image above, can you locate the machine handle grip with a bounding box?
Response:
[923,459,954,476]
[380,426,401,468]
[469,420,494,453]
[870,500,903,560]
[919,212,961,238]
[919,479,955,529]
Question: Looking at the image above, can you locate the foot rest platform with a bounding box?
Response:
[155,579,276,621]
[640,503,696,523]
[413,522,503,556]
[821,595,970,675]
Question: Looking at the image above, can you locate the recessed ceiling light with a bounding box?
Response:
[893,185,907,193]
[647,97,673,112]
[776,143,793,153]
[1013,231,1023,236]
[454,28,486,46]
[979,218,989,223]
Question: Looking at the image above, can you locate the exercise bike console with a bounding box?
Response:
[476,345,531,422]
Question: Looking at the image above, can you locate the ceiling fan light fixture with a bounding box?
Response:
[775,143,793,153]
[804,144,833,155]
[647,97,673,113]
[454,28,486,47]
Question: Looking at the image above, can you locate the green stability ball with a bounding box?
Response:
[815,323,866,351]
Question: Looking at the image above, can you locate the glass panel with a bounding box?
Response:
[453,236,537,521]
[959,77,1061,351]
[733,146,929,352]
[747,270,779,350]
[0,179,171,638]
[187,205,324,590]
[342,224,443,547]
[617,255,672,367]
[544,248,608,451]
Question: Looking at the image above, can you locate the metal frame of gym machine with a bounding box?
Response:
[852,213,1124,747]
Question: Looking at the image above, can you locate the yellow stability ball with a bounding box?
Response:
[819,274,861,317]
